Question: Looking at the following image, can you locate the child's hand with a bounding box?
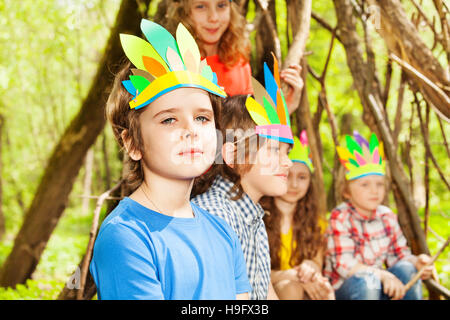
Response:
[295,260,320,283]
[302,275,335,300]
[415,254,434,280]
[280,64,303,115]
[380,270,406,300]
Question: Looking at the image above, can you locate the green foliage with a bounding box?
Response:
[0,279,64,300]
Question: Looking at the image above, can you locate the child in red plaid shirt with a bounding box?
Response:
[324,132,434,300]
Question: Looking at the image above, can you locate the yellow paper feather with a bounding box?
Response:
[246,97,270,125]
[176,24,200,73]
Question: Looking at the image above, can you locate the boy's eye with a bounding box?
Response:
[196,115,210,122]
[161,118,176,124]
[270,146,280,153]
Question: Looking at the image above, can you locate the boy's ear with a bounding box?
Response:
[342,180,352,200]
[121,129,142,161]
[222,142,236,168]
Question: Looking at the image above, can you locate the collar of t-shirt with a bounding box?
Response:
[211,175,266,226]
[345,200,380,221]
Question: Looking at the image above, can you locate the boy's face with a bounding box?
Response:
[189,0,231,46]
[242,139,293,199]
[346,175,386,213]
[278,162,311,204]
[135,87,217,180]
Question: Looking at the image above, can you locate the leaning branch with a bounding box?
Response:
[77,179,124,300]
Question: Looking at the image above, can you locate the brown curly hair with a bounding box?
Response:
[106,60,223,193]
[262,180,326,270]
[164,0,250,68]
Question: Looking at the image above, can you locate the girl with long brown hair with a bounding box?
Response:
[262,131,335,300]
[165,0,303,113]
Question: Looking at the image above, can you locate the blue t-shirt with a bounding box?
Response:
[89,197,251,300]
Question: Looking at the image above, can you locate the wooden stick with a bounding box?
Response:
[77,179,124,300]
[389,53,450,123]
[404,237,450,291]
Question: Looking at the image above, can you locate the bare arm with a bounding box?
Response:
[267,282,279,300]
[271,268,299,284]
[236,292,249,300]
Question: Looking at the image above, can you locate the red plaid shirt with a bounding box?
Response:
[324,201,413,289]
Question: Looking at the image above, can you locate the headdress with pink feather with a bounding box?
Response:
[336,131,385,180]
[244,53,294,145]
[289,130,314,172]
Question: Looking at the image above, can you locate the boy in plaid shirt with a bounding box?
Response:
[324,132,434,300]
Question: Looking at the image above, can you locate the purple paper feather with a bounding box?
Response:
[353,130,369,149]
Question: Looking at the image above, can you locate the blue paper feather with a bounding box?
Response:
[263,62,279,106]
[122,80,137,97]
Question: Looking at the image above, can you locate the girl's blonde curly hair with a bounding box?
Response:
[164,0,250,68]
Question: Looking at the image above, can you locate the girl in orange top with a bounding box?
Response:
[262,132,335,300]
[166,0,303,111]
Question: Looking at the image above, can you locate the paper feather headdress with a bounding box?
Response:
[120,19,226,110]
[245,54,294,144]
[289,130,314,172]
[336,131,386,181]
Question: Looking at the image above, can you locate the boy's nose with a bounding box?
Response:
[181,121,198,139]
[282,155,293,169]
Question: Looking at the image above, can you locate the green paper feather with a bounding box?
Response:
[280,90,290,127]
[263,97,280,124]
[346,135,362,155]
[200,64,213,82]
[369,132,379,153]
[349,158,359,167]
[129,75,151,93]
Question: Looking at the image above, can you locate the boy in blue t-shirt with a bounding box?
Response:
[89,20,251,300]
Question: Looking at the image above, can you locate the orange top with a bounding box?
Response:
[205,55,253,96]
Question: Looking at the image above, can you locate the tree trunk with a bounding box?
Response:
[296,58,328,219]
[0,113,4,240]
[0,0,152,289]
[283,0,311,68]
[81,148,94,216]
[254,0,279,83]
[368,0,450,121]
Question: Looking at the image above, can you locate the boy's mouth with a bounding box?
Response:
[274,173,288,180]
[178,148,203,156]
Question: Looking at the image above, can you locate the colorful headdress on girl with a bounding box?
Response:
[120,19,226,110]
[336,131,385,180]
[245,54,294,144]
[289,130,314,172]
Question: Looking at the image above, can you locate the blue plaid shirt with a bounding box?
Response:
[192,175,271,300]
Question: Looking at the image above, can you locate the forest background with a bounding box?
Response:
[0,0,448,299]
